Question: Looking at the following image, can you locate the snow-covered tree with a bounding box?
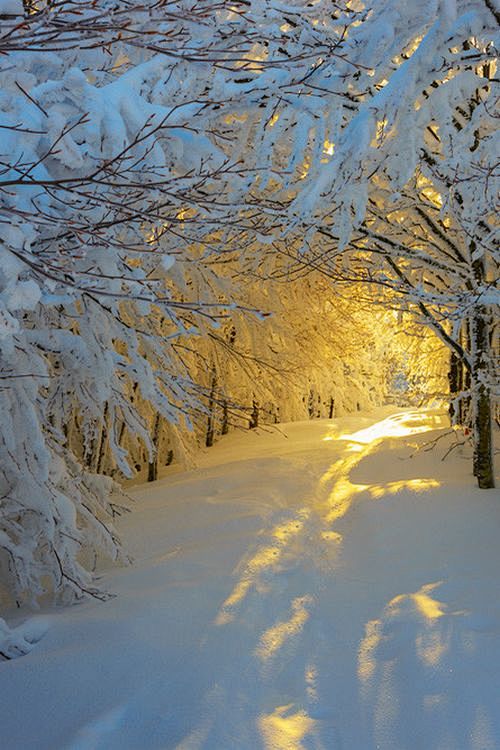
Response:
[235,0,498,488]
[0,0,271,604]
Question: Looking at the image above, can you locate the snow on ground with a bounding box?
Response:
[1,408,499,750]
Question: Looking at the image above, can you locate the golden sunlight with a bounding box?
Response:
[214,511,310,625]
[255,595,313,664]
[337,412,440,445]
[358,583,449,687]
[358,618,382,685]
[412,583,446,621]
[323,139,335,156]
[317,412,443,525]
[258,705,317,750]
[368,478,440,499]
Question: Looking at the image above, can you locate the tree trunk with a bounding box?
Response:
[307,389,315,419]
[206,368,217,447]
[85,403,108,473]
[221,400,229,435]
[147,412,161,482]
[249,399,259,429]
[96,403,109,475]
[471,313,494,489]
[328,397,335,419]
[460,320,471,425]
[448,351,461,425]
[470,253,494,489]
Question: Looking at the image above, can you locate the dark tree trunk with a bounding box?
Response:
[460,320,471,425]
[85,403,108,472]
[206,368,217,447]
[471,313,494,489]
[147,412,162,482]
[307,389,315,419]
[328,397,335,420]
[249,399,259,429]
[470,253,494,489]
[221,400,229,435]
[96,403,109,475]
[147,459,158,483]
[448,351,461,425]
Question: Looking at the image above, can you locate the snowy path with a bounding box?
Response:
[1,408,499,749]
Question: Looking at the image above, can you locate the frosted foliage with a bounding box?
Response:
[234,1,498,402]
[250,2,498,244]
[0,1,274,605]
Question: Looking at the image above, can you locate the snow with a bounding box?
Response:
[0,0,23,13]
[0,408,499,749]
[0,616,50,660]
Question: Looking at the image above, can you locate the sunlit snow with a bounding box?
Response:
[1,409,498,749]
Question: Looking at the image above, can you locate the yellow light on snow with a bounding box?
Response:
[255,595,313,663]
[268,111,280,128]
[358,583,448,685]
[323,139,335,156]
[318,412,443,524]
[338,412,436,444]
[376,118,388,140]
[413,584,446,620]
[258,705,318,749]
[299,157,311,180]
[176,207,197,221]
[223,112,248,125]
[214,512,309,625]
[416,173,443,208]
[368,477,440,499]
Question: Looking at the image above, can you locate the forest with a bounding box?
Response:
[0,2,498,749]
